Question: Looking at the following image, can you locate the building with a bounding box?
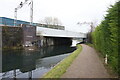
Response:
[0,17,64,30]
[0,17,37,26]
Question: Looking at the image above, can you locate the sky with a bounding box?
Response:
[0,0,117,33]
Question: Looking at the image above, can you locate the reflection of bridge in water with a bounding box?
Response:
[2,45,76,78]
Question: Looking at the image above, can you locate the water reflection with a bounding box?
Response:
[2,45,76,78]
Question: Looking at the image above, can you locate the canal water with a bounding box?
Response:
[1,41,78,79]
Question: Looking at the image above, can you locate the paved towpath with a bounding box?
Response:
[62,44,110,78]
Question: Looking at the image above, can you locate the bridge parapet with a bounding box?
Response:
[36,26,86,38]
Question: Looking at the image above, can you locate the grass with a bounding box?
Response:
[85,43,94,48]
[42,44,82,78]
[3,46,23,50]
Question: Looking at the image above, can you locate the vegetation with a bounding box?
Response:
[2,26,23,50]
[39,17,62,26]
[92,1,119,75]
[42,44,82,78]
[85,43,94,48]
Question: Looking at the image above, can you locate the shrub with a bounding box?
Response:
[92,1,119,74]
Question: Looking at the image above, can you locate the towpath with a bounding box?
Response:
[62,44,110,78]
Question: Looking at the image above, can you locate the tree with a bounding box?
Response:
[44,17,52,25]
[39,17,62,26]
[77,21,96,43]
[53,17,62,26]
[92,1,119,74]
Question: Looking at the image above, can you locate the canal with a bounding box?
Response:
[1,41,78,79]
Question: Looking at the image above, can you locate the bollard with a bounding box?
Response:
[105,54,108,64]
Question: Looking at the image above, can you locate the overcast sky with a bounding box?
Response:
[0,0,117,33]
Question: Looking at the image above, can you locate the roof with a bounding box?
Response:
[0,17,37,26]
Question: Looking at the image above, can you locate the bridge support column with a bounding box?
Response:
[83,38,87,43]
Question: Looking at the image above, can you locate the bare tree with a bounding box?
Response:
[44,17,52,25]
[39,17,62,26]
[52,17,62,26]
[77,21,97,43]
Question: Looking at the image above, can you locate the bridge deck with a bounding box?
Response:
[36,26,86,38]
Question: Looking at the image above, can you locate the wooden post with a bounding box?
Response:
[105,54,108,64]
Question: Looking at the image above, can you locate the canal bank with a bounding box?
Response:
[42,44,82,78]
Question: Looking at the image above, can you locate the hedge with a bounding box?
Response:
[92,1,119,74]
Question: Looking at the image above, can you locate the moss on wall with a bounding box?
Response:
[2,26,23,50]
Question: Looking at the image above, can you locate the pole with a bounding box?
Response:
[30,0,33,25]
[28,71,32,79]
[105,54,108,64]
[13,69,16,78]
[14,8,17,27]
[14,0,33,26]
